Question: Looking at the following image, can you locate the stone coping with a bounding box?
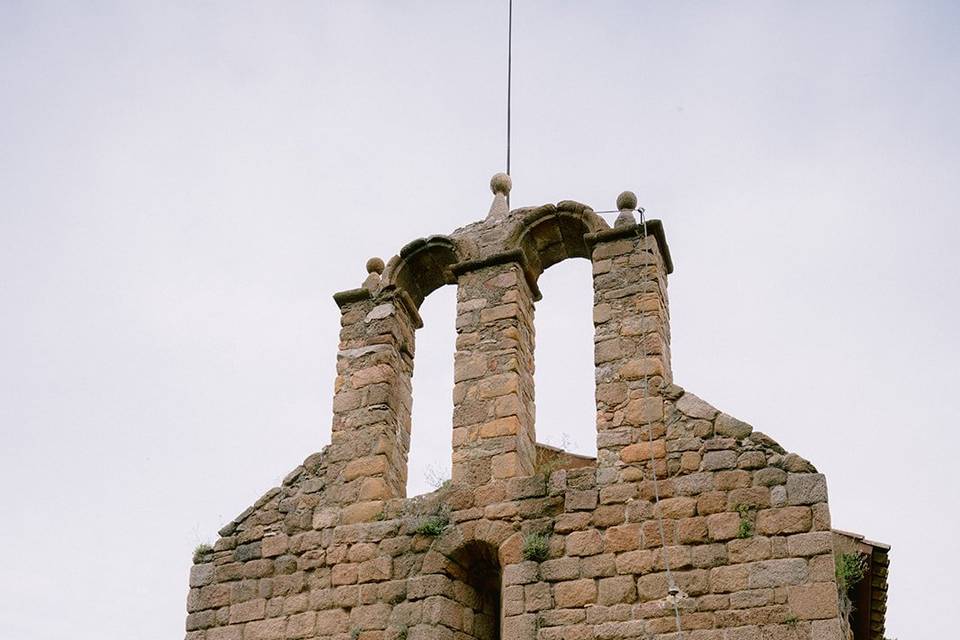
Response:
[585,219,674,274]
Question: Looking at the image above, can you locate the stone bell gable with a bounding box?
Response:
[185,175,887,640]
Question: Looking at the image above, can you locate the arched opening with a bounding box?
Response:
[448,541,502,640]
[533,258,597,460]
[382,235,461,497]
[407,284,457,496]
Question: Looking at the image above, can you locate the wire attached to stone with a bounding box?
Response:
[633,203,686,637]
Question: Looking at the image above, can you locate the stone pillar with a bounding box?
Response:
[451,261,537,485]
[589,218,672,476]
[328,286,419,515]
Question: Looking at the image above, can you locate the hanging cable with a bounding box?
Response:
[635,208,685,637]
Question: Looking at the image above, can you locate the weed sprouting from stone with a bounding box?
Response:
[522,533,550,562]
[735,504,755,539]
[836,551,868,635]
[414,513,449,536]
[835,552,867,591]
[192,543,213,564]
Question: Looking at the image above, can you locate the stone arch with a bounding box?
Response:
[381,234,462,309]
[498,207,675,473]
[508,202,609,288]
[447,204,613,485]
[446,540,502,640]
[530,259,598,459]
[376,234,466,496]
[500,204,609,463]
[411,523,514,640]
[328,235,466,504]
[431,526,510,640]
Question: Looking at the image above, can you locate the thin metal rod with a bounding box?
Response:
[506,0,513,177]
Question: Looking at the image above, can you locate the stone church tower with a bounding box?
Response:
[185,176,889,639]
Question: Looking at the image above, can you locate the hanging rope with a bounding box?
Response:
[635,209,685,637]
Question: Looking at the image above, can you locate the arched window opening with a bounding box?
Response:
[449,542,501,640]
[407,284,457,496]
[533,259,597,460]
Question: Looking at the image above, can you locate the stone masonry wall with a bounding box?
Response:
[452,262,537,486]
[186,184,847,640]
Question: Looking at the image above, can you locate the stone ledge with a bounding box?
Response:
[585,219,674,274]
[332,286,371,308]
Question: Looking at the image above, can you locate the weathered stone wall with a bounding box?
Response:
[452,261,537,486]
[186,184,847,640]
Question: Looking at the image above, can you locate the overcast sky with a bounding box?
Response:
[2,1,958,638]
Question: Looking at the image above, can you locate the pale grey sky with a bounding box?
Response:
[2,2,958,638]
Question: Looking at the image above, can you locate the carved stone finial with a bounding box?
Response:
[490,172,512,196]
[487,173,512,220]
[366,257,385,275]
[615,190,638,228]
[616,191,637,211]
[363,257,384,292]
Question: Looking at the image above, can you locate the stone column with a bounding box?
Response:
[589,205,673,477]
[328,284,420,518]
[451,260,537,485]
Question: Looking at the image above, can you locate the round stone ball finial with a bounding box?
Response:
[366,257,385,275]
[617,190,638,211]
[490,172,512,196]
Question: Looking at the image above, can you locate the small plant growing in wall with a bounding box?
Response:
[735,504,755,539]
[192,543,213,563]
[414,512,449,537]
[836,551,868,636]
[522,533,550,562]
[835,551,867,591]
